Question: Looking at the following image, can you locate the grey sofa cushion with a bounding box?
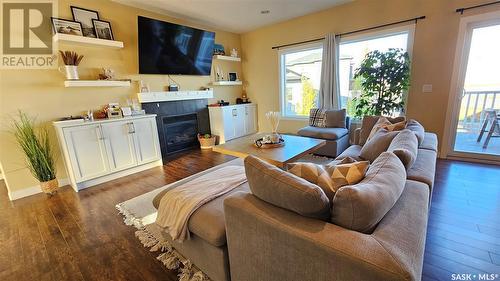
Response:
[325,109,347,128]
[297,126,348,140]
[152,182,250,247]
[335,144,362,161]
[331,151,407,233]
[406,119,425,145]
[420,132,438,152]
[359,116,406,145]
[407,148,437,191]
[244,155,330,220]
[359,129,399,162]
[388,129,418,170]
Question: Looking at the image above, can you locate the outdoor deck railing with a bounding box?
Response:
[459,90,499,130]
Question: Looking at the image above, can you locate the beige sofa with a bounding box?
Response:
[223,116,438,281]
[152,116,438,281]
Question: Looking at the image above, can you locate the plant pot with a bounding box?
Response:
[59,65,79,80]
[198,134,217,149]
[40,178,58,195]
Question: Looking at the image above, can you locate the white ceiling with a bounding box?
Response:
[113,0,352,33]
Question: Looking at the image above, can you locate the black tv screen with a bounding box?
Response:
[138,16,215,75]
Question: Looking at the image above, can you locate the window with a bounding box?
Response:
[279,43,323,118]
[338,26,414,116]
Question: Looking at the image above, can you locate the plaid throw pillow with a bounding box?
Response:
[309,108,327,127]
[288,157,369,200]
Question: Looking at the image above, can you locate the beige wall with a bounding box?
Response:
[241,0,496,150]
[0,0,242,195]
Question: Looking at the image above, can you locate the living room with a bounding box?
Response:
[0,0,499,280]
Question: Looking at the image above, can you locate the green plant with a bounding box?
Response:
[352,48,410,117]
[12,112,56,182]
[298,76,318,116]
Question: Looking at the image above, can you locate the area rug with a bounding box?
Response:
[116,154,333,280]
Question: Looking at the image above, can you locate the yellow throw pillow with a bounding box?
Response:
[288,159,369,200]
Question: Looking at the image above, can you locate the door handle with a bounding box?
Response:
[128,122,136,134]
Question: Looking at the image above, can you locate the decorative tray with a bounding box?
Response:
[254,139,285,149]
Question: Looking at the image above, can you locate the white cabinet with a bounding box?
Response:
[101,121,138,171]
[209,104,257,143]
[54,115,162,191]
[63,124,110,181]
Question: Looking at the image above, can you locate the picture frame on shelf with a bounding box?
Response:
[51,18,83,36]
[228,72,238,81]
[213,43,225,55]
[92,19,114,40]
[71,6,99,38]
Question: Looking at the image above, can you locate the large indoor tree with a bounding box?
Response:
[352,48,410,117]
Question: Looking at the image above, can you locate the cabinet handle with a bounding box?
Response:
[96,126,104,140]
[128,122,136,134]
[232,109,237,117]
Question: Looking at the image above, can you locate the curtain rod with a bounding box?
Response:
[456,1,500,14]
[271,16,426,50]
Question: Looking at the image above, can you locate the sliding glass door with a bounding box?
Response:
[448,16,500,160]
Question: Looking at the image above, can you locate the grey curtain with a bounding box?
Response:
[319,33,341,110]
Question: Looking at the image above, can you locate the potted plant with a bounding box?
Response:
[198,133,217,149]
[59,50,84,80]
[12,112,58,195]
[352,48,410,117]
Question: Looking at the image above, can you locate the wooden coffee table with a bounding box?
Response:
[212,134,326,169]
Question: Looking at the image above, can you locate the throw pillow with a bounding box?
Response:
[359,116,406,145]
[406,119,425,145]
[367,117,406,141]
[325,109,347,128]
[360,128,399,162]
[388,129,418,170]
[288,157,369,200]
[244,155,330,220]
[331,151,407,233]
[309,108,327,128]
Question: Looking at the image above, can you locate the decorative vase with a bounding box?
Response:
[60,65,79,80]
[270,132,281,144]
[40,178,58,195]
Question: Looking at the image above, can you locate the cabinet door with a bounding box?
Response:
[222,108,236,141]
[132,118,161,164]
[101,121,138,172]
[63,125,109,182]
[244,105,257,135]
[234,107,246,138]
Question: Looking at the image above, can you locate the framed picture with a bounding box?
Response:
[92,19,114,40]
[228,72,238,81]
[71,6,99,38]
[51,18,83,36]
[213,43,225,55]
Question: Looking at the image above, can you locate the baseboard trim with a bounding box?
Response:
[8,178,70,201]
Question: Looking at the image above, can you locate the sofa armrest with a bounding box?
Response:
[224,186,428,281]
[353,127,361,145]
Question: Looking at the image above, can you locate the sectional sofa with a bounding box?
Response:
[152,116,438,281]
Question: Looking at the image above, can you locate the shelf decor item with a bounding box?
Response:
[51,17,83,36]
[59,50,84,80]
[12,112,58,195]
[213,43,225,55]
[198,134,217,149]
[71,6,99,38]
[92,19,114,40]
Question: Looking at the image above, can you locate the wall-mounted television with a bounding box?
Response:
[138,16,215,75]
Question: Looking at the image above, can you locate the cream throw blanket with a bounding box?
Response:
[155,165,247,242]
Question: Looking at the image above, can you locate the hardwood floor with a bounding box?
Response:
[0,149,499,281]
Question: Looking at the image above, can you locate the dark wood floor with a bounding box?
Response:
[0,149,499,281]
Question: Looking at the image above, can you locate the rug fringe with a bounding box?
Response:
[117,203,211,281]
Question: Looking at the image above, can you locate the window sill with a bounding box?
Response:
[281,116,309,121]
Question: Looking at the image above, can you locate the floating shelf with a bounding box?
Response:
[212,81,243,86]
[213,55,241,62]
[54,34,124,49]
[64,80,131,87]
